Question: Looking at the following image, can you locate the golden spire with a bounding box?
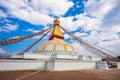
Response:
[54,16,60,25]
[49,17,64,40]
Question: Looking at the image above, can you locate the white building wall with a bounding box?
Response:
[1,59,119,71]
[24,53,52,60]
[47,59,96,71]
[92,57,101,61]
[96,61,108,69]
[79,55,101,61]
[0,59,46,71]
[52,54,79,59]
[47,60,55,70]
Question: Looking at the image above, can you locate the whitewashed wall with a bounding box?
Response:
[47,60,55,70]
[52,54,79,59]
[0,59,46,71]
[1,59,118,71]
[96,61,108,69]
[24,53,52,60]
[47,59,96,71]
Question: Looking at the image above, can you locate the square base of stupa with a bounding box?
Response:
[0,53,117,71]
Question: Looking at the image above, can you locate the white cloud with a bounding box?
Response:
[31,0,73,15]
[76,5,81,8]
[0,10,7,18]
[74,32,80,36]
[71,32,120,56]
[60,13,101,32]
[77,29,120,56]
[0,48,18,57]
[24,28,40,33]
[61,0,119,32]
[84,0,118,19]
[76,14,101,31]
[5,24,18,31]
[102,24,120,34]
[74,32,88,37]
[0,48,6,54]
[84,0,120,29]
[64,33,71,39]
[71,42,94,56]
[60,16,74,31]
[32,35,41,39]
[0,24,18,32]
[98,39,120,54]
[0,0,73,25]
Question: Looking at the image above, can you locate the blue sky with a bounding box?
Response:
[0,0,120,56]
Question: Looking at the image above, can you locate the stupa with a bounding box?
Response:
[0,17,105,71]
[23,17,79,60]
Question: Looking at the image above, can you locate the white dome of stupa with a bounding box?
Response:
[34,39,76,55]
